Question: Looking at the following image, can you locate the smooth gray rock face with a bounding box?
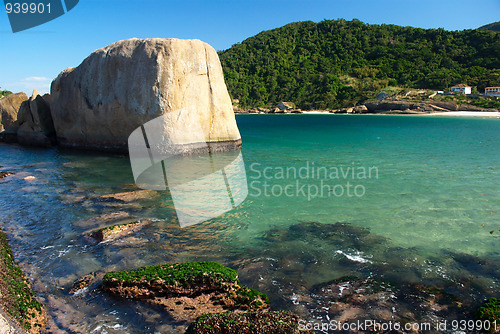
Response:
[16,89,55,147]
[50,38,241,153]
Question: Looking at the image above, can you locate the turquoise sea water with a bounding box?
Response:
[0,114,499,333]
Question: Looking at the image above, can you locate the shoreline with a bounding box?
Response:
[236,111,500,117]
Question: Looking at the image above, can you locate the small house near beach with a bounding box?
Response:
[485,87,500,97]
[450,84,471,95]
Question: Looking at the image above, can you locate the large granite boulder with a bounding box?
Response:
[0,92,27,139]
[50,38,241,153]
[16,90,55,147]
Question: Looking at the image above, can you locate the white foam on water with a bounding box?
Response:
[335,250,373,264]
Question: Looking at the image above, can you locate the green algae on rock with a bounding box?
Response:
[476,298,500,333]
[102,261,269,322]
[0,230,44,333]
[186,311,314,334]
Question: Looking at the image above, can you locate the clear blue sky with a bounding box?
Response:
[1,0,499,95]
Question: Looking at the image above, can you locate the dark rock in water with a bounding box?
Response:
[101,261,269,322]
[96,190,160,203]
[449,251,500,278]
[0,171,15,180]
[69,271,105,295]
[88,190,161,211]
[186,311,314,334]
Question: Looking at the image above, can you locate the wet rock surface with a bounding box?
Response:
[101,261,269,323]
[87,219,151,243]
[0,171,15,179]
[69,271,105,295]
[234,221,500,333]
[186,311,314,334]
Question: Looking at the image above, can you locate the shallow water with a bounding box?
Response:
[0,114,499,333]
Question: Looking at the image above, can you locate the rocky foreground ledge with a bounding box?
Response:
[68,260,312,332]
[101,261,269,322]
[0,229,45,333]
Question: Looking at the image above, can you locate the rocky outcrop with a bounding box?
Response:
[50,38,241,153]
[277,102,294,111]
[353,105,368,113]
[101,261,269,322]
[0,92,27,132]
[364,100,498,113]
[364,100,433,113]
[16,90,55,147]
[0,92,28,142]
[427,101,459,111]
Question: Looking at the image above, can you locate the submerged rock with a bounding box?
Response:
[72,211,131,229]
[0,171,15,180]
[50,38,241,153]
[101,261,269,322]
[97,190,159,203]
[69,271,105,295]
[88,219,151,242]
[186,311,314,334]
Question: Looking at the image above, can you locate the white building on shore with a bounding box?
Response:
[450,84,472,95]
[485,87,500,97]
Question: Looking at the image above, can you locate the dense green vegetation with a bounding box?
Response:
[218,19,500,109]
[0,89,13,98]
[479,21,500,32]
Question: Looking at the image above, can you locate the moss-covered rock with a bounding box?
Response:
[0,230,44,333]
[88,219,150,242]
[476,298,500,333]
[186,311,314,334]
[102,261,269,322]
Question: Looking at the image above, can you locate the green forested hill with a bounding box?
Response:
[218,19,500,109]
[479,22,500,32]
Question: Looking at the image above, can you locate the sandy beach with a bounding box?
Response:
[426,111,500,117]
[239,111,500,117]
